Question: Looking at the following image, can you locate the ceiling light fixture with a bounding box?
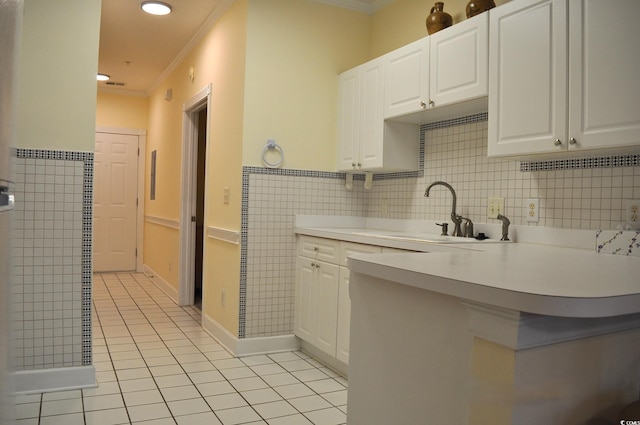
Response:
[97,73,110,81]
[141,1,172,15]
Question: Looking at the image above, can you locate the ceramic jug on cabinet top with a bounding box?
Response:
[426,2,453,35]
[465,0,495,18]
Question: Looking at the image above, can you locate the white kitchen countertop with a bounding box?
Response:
[294,218,640,318]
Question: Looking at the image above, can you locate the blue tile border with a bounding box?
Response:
[14,148,93,366]
[521,154,640,172]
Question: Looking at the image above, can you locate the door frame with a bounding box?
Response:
[95,126,146,273]
[179,84,211,306]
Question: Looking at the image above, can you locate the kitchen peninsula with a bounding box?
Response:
[345,241,640,424]
[294,217,640,424]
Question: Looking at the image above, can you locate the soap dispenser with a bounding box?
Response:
[463,219,474,238]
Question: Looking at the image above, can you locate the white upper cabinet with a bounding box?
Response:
[358,58,386,170]
[337,58,385,171]
[568,0,640,151]
[489,0,640,157]
[430,12,488,109]
[488,0,567,157]
[383,38,430,119]
[336,66,361,171]
[337,57,420,172]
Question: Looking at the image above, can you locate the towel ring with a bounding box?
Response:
[262,139,284,168]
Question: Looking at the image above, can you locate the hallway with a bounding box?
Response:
[14,273,348,425]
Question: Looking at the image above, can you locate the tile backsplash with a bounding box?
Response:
[367,119,640,230]
[241,116,640,339]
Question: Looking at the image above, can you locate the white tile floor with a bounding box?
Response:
[14,273,348,425]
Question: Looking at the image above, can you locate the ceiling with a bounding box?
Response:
[97,0,394,96]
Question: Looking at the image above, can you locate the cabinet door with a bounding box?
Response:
[294,257,316,343]
[568,0,640,151]
[488,0,568,157]
[314,262,340,356]
[336,267,351,364]
[430,13,488,108]
[337,67,361,171]
[383,38,429,119]
[359,57,386,170]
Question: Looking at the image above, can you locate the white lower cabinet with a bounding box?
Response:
[295,236,388,365]
[294,256,340,357]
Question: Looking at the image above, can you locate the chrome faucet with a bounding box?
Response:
[424,181,464,237]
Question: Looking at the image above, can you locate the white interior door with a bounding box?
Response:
[94,132,139,272]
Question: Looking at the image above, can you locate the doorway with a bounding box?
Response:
[94,129,146,272]
[194,108,207,310]
[179,84,211,309]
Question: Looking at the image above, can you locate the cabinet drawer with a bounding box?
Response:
[297,236,340,263]
[340,242,382,267]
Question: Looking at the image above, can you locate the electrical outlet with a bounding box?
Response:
[526,198,539,223]
[625,199,640,229]
[487,197,505,219]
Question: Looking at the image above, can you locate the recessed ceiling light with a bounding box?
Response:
[97,73,110,81]
[141,1,172,15]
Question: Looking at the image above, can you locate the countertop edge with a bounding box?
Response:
[348,254,640,318]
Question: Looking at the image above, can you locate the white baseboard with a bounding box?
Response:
[201,313,299,357]
[143,265,179,304]
[12,366,96,395]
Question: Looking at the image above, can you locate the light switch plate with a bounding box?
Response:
[224,187,230,205]
[487,197,504,219]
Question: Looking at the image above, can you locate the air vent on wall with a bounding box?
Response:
[105,81,126,86]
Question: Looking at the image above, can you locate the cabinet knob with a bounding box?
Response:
[429,100,435,108]
[357,163,362,169]
[313,246,319,252]
[351,162,356,168]
[554,139,562,147]
[420,101,427,109]
[569,137,577,145]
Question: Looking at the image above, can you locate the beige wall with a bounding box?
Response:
[198,0,248,335]
[17,0,101,151]
[143,0,248,333]
[371,0,510,57]
[242,0,370,171]
[96,92,149,130]
[142,0,371,336]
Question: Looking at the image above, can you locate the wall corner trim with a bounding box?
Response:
[201,313,299,357]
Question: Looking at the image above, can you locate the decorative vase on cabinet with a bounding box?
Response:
[426,2,453,35]
[466,0,495,18]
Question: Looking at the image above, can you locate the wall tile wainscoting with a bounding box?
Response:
[241,114,640,339]
[10,149,94,393]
